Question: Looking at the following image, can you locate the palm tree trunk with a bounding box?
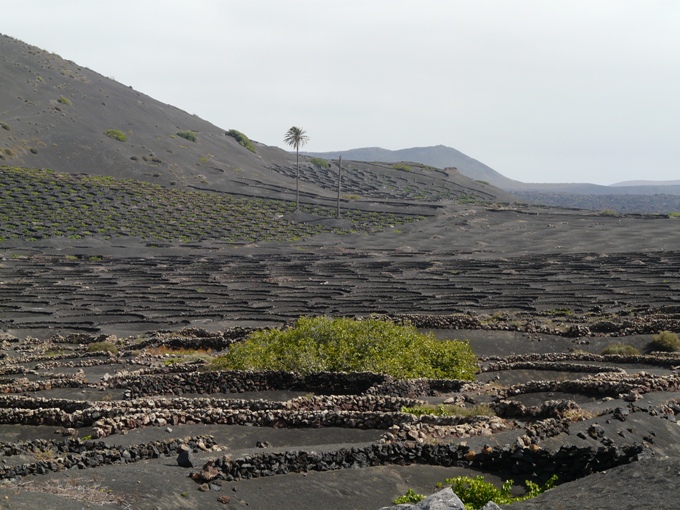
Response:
[295,148,300,211]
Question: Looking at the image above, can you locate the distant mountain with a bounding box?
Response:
[303,145,522,189]
[306,146,680,197]
[611,180,680,187]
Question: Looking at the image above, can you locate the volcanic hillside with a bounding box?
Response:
[0,34,511,209]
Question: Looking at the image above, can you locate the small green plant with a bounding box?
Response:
[451,475,556,510]
[57,96,72,105]
[226,129,256,153]
[668,212,680,218]
[475,180,490,185]
[104,129,127,142]
[400,403,495,418]
[599,209,618,216]
[87,342,119,355]
[601,343,640,356]
[177,130,197,142]
[396,475,557,509]
[651,330,680,352]
[393,489,425,504]
[32,449,56,462]
[391,163,412,172]
[309,157,330,168]
[210,316,477,379]
[0,122,10,131]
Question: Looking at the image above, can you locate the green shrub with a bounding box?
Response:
[226,129,256,153]
[599,209,618,216]
[104,130,127,142]
[57,96,71,105]
[651,331,680,352]
[391,163,412,172]
[475,180,489,185]
[395,475,557,509]
[393,489,425,504]
[451,475,556,510]
[86,342,119,355]
[209,316,477,379]
[309,157,330,168]
[177,130,198,142]
[400,403,495,418]
[668,212,680,218]
[601,343,640,356]
[0,122,10,131]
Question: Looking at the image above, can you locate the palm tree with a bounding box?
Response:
[283,126,309,211]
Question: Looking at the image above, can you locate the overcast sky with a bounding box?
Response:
[1,1,678,185]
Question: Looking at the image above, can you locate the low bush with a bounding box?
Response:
[86,342,119,355]
[103,130,127,142]
[400,403,495,418]
[393,489,424,504]
[650,331,680,352]
[601,343,640,356]
[1,122,10,131]
[309,157,330,168]
[57,96,71,105]
[449,475,557,509]
[599,209,618,216]
[209,316,478,379]
[177,130,197,142]
[226,129,256,153]
[395,475,557,509]
[391,163,412,172]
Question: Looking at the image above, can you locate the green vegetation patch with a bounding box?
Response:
[598,209,618,216]
[395,475,557,509]
[57,96,72,105]
[177,130,197,142]
[0,166,424,244]
[601,343,640,356]
[400,403,494,418]
[651,330,680,352]
[309,157,330,168]
[103,130,127,142]
[226,129,256,153]
[209,316,477,379]
[391,163,412,172]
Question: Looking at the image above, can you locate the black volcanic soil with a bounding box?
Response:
[1,205,680,510]
[3,30,680,510]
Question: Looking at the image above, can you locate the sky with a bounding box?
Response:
[1,1,678,185]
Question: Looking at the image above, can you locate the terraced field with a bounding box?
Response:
[267,160,497,203]
[0,167,425,243]
[2,250,680,339]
